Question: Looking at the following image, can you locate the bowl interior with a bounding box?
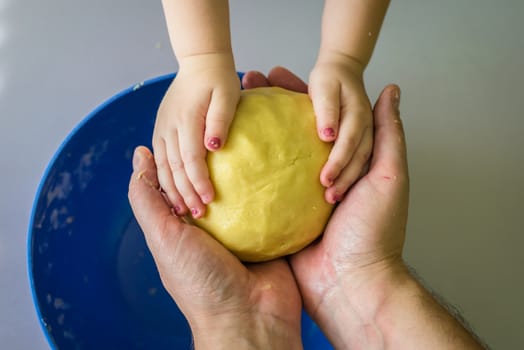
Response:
[29,74,333,349]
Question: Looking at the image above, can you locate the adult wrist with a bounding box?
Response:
[310,258,411,349]
[190,311,303,350]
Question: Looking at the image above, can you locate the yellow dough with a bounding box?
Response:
[194,87,334,262]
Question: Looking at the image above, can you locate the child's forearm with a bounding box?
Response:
[161,0,234,68]
[318,0,390,68]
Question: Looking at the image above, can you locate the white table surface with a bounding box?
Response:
[1,1,523,348]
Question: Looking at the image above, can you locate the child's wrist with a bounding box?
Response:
[315,48,366,76]
[178,51,236,73]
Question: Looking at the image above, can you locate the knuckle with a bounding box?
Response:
[208,110,233,124]
[181,152,203,167]
[155,157,170,170]
[328,157,347,173]
[168,158,185,172]
[346,106,371,122]
[319,108,339,122]
[336,137,358,152]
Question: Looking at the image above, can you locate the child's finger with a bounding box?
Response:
[319,107,370,187]
[309,78,340,142]
[153,138,188,216]
[324,129,373,203]
[204,89,239,151]
[166,134,207,219]
[175,121,214,210]
[129,147,186,255]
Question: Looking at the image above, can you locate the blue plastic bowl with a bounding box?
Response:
[28,73,333,349]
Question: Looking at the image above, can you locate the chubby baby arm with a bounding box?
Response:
[311,0,390,203]
[154,0,240,217]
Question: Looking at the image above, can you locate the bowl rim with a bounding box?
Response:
[26,72,176,349]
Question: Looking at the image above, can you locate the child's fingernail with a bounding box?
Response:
[174,205,182,216]
[201,194,212,204]
[207,137,221,150]
[133,148,142,170]
[333,194,343,202]
[190,208,199,218]
[322,128,336,138]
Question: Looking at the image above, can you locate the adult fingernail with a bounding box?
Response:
[190,208,199,218]
[322,128,335,138]
[207,137,221,150]
[392,86,401,113]
[133,148,142,171]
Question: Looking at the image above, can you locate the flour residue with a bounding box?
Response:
[53,297,71,310]
[74,141,109,191]
[46,172,73,206]
[49,205,72,230]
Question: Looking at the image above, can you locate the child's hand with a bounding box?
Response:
[309,55,373,204]
[153,59,240,218]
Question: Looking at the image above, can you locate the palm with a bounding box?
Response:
[141,204,301,329]
[291,125,409,318]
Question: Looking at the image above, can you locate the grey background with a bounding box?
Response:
[1,0,523,348]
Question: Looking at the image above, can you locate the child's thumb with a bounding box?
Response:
[204,91,239,151]
[309,80,340,142]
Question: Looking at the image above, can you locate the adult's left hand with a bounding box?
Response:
[128,146,302,349]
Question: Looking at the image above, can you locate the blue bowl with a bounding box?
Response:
[28,73,333,349]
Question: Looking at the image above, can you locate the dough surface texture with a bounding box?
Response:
[194,87,334,262]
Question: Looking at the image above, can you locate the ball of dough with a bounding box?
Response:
[194,87,334,262]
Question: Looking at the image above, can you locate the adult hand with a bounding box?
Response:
[245,67,406,346]
[245,67,483,349]
[291,80,409,348]
[244,69,407,296]
[128,146,302,350]
[245,67,405,344]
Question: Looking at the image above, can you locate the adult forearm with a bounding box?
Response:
[376,266,486,349]
[318,0,390,68]
[314,262,485,349]
[161,0,234,62]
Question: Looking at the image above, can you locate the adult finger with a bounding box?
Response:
[369,85,408,181]
[267,66,308,93]
[242,70,270,89]
[128,146,184,253]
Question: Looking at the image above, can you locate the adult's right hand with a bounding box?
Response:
[244,67,483,349]
[244,69,408,304]
[290,81,410,348]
